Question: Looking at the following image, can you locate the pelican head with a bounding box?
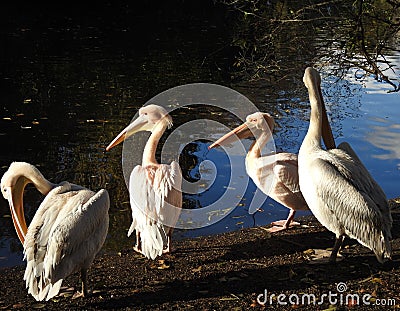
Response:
[1,162,52,244]
[303,67,321,90]
[106,104,172,151]
[302,67,336,150]
[208,112,275,149]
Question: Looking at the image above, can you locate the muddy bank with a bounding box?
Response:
[1,199,399,310]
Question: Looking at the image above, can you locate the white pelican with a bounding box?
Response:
[209,112,320,232]
[299,67,392,262]
[106,104,182,260]
[0,162,109,301]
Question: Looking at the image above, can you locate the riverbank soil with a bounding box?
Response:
[1,199,399,310]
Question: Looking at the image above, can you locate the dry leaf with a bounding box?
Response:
[371,277,384,285]
[12,304,24,308]
[158,263,170,270]
[32,303,46,309]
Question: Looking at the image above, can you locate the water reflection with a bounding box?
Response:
[370,123,400,168]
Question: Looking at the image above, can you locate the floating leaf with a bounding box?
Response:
[232,215,246,219]
[2,117,11,120]
[23,99,32,104]
[223,186,235,190]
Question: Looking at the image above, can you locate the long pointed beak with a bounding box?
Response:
[208,122,253,149]
[5,186,28,244]
[318,85,336,150]
[106,115,148,151]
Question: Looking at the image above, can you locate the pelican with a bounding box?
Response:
[0,162,109,301]
[106,104,182,260]
[209,110,334,232]
[299,67,392,262]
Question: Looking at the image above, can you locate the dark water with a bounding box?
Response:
[0,1,399,268]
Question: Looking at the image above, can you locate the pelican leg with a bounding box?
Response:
[163,236,170,254]
[269,210,300,232]
[72,269,88,299]
[329,235,345,262]
[133,231,142,253]
[81,269,88,297]
[163,230,172,254]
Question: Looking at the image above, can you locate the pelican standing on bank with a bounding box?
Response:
[106,104,182,260]
[299,67,392,262]
[0,162,109,301]
[209,110,334,232]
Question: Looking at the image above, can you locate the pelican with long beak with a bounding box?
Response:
[299,67,392,262]
[106,104,182,259]
[1,162,109,301]
[211,112,309,231]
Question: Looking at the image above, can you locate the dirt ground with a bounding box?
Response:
[1,199,400,311]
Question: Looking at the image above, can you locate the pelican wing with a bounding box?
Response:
[336,142,390,219]
[257,152,307,210]
[311,148,392,262]
[273,153,300,193]
[24,185,109,301]
[253,153,300,194]
[128,161,182,259]
[154,161,182,228]
[23,182,71,300]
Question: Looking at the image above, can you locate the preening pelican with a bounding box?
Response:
[299,67,392,262]
[106,104,182,260]
[0,162,109,301]
[209,112,325,232]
